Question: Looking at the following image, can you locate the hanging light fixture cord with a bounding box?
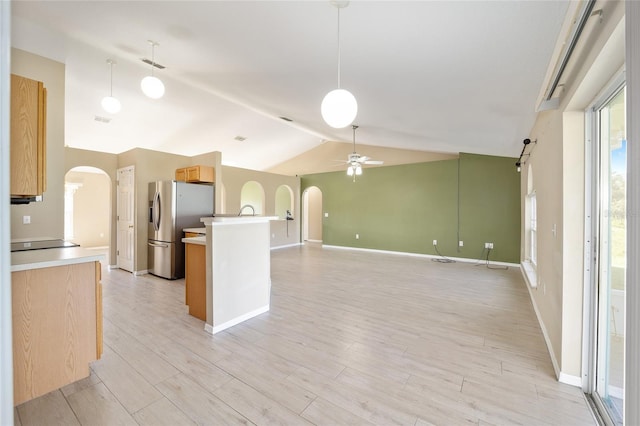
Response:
[150,41,156,76]
[108,60,114,96]
[352,124,358,153]
[337,7,341,89]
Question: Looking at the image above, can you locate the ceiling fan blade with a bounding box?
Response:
[364,160,384,165]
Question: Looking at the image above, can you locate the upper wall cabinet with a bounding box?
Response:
[175,165,214,183]
[10,74,47,197]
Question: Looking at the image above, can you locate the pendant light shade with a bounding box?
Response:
[101,96,121,114]
[141,75,165,99]
[141,40,165,99]
[101,59,121,114]
[321,89,357,129]
[322,1,357,129]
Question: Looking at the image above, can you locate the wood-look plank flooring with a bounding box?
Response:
[15,244,595,425]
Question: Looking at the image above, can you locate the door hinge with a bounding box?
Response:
[117,250,119,255]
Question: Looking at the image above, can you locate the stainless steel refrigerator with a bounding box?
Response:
[148,180,214,279]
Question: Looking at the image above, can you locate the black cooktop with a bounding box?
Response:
[11,239,80,252]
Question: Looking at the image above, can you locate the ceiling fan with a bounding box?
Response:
[340,125,384,180]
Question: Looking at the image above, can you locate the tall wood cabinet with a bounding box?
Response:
[10,74,47,197]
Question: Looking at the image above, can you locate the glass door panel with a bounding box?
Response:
[596,86,626,424]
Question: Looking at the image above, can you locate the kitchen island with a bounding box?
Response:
[183,216,277,334]
[11,245,104,405]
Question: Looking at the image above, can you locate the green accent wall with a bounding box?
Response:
[301,153,521,263]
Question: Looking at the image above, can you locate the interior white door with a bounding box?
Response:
[116,166,135,272]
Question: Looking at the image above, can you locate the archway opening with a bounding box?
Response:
[65,166,111,263]
[302,186,322,242]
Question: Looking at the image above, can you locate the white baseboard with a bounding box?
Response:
[559,372,582,387]
[521,268,562,382]
[204,305,270,335]
[305,239,322,243]
[271,243,302,250]
[108,265,118,270]
[322,244,520,268]
[134,269,148,276]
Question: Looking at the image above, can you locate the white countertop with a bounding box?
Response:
[182,236,206,246]
[183,227,206,234]
[11,247,106,272]
[201,216,279,226]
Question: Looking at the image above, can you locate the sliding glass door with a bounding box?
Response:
[587,83,626,425]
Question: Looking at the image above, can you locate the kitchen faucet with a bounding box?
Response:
[238,204,255,216]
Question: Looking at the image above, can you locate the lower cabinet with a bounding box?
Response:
[185,243,206,321]
[12,261,102,406]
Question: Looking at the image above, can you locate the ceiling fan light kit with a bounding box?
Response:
[344,125,383,181]
[141,40,165,99]
[322,0,357,129]
[101,59,121,114]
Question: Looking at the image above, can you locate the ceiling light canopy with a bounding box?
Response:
[321,1,357,129]
[141,40,165,99]
[101,59,121,114]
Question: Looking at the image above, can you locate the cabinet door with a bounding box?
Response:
[175,168,186,181]
[185,165,214,183]
[10,74,46,196]
[186,166,200,182]
[95,262,103,359]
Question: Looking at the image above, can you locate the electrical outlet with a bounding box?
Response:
[459,240,464,247]
[355,233,359,240]
[324,212,329,218]
[23,215,31,224]
[432,239,437,246]
[484,242,494,249]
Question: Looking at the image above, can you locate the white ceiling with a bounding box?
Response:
[11,1,570,174]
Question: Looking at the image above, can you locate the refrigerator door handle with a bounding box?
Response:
[153,191,161,231]
[148,241,169,248]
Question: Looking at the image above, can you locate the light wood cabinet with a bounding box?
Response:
[185,243,207,321]
[175,165,214,183]
[12,261,102,406]
[10,74,47,197]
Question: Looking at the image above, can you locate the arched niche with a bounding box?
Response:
[240,181,265,215]
[275,184,294,219]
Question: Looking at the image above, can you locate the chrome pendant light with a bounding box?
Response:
[101,59,121,114]
[141,40,165,99]
[321,1,357,129]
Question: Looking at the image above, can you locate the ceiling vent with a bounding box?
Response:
[234,136,247,142]
[141,58,166,69]
[94,115,111,123]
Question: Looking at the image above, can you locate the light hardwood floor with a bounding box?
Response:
[15,244,595,425]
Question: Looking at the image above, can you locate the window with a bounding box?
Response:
[529,191,537,266]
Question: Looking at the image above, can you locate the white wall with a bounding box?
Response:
[1,1,14,423]
[522,0,625,381]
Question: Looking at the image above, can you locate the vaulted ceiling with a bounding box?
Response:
[11,1,570,175]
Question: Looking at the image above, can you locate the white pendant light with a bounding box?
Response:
[101,59,121,114]
[141,40,165,99]
[321,1,357,129]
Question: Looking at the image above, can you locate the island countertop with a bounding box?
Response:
[11,247,106,272]
[182,236,206,246]
[201,215,279,226]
